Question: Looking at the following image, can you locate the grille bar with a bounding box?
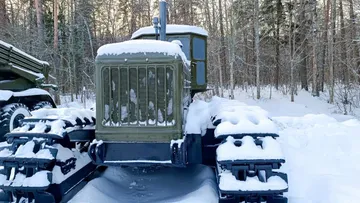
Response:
[118,67,121,125]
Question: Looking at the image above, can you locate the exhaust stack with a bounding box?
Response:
[159,0,167,41]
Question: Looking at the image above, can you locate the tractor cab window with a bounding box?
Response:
[167,37,190,59]
[192,37,205,60]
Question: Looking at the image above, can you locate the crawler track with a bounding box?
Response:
[0,108,96,202]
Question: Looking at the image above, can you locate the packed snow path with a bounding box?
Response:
[70,165,218,203]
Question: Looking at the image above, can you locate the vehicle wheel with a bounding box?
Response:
[0,103,31,140]
[32,101,53,111]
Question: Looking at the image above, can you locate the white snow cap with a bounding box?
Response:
[171,40,183,47]
[97,39,189,64]
[185,96,278,136]
[131,24,208,39]
[0,88,50,101]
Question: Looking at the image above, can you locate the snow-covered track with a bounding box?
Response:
[0,108,97,202]
[212,110,288,203]
[215,135,288,203]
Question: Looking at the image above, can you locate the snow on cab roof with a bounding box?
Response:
[0,40,49,66]
[97,39,189,64]
[131,24,208,39]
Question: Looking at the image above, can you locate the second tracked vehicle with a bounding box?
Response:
[0,40,56,139]
[0,1,288,202]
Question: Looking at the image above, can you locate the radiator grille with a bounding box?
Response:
[102,65,175,126]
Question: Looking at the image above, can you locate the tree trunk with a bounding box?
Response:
[299,0,308,91]
[275,0,282,90]
[329,0,336,104]
[255,0,260,99]
[229,0,235,99]
[339,0,348,85]
[349,0,360,83]
[218,0,227,87]
[311,0,319,97]
[320,0,330,92]
[34,0,45,50]
[53,0,60,104]
[290,0,295,102]
[0,0,8,32]
[218,52,224,97]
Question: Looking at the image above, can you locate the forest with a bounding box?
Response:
[0,0,359,114]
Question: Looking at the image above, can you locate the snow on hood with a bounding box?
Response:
[97,39,189,65]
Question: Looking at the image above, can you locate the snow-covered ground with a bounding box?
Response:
[69,165,218,203]
[228,87,360,203]
[69,87,360,203]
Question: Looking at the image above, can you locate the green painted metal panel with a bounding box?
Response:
[0,41,54,92]
[95,52,190,142]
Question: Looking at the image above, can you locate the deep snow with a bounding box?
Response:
[68,87,360,203]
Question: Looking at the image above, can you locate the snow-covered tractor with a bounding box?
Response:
[0,2,288,203]
[0,41,56,139]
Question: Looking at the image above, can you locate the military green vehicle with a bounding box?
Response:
[0,40,56,138]
[0,2,288,202]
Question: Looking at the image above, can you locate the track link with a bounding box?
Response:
[216,135,288,203]
[211,106,289,203]
[0,108,96,203]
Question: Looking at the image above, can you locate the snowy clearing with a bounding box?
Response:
[68,87,360,203]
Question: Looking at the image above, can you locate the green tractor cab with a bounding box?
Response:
[91,39,199,166]
[131,24,208,97]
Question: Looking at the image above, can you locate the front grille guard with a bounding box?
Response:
[101,64,176,127]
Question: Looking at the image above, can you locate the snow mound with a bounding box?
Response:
[0,88,49,101]
[185,99,212,135]
[70,165,218,203]
[185,96,278,137]
[217,136,284,161]
[30,108,95,125]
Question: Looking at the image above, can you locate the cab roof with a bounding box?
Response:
[131,24,208,39]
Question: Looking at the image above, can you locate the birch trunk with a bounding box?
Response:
[255,0,260,99]
[328,0,336,104]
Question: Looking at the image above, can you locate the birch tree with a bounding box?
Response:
[255,0,260,99]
